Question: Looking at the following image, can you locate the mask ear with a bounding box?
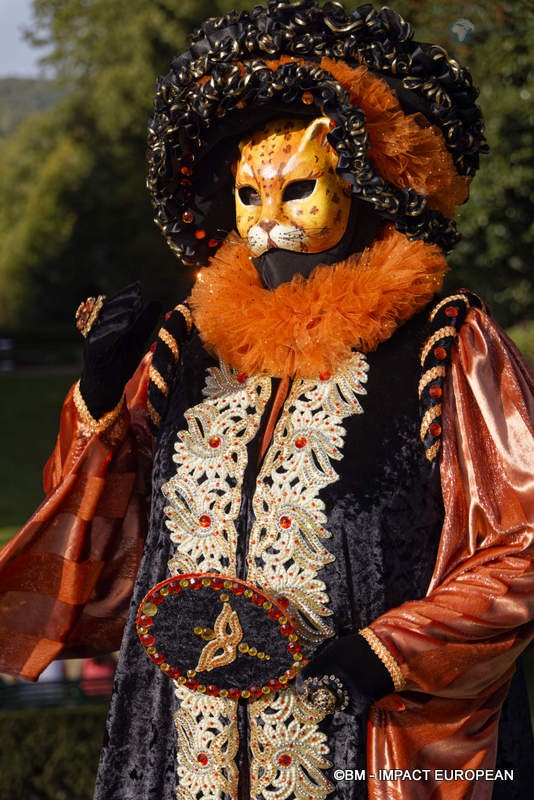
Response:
[298,117,331,152]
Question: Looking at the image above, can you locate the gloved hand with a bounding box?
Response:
[300,633,395,715]
[79,282,161,419]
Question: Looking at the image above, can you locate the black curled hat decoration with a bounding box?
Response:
[146,0,488,266]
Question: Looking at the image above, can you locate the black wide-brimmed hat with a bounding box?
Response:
[146,0,487,266]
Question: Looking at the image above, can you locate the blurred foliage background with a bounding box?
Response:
[0,0,532,341]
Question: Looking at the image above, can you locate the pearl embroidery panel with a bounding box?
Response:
[247,352,369,647]
[162,363,271,575]
[250,686,332,800]
[174,685,240,799]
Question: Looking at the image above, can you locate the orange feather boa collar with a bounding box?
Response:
[190,226,448,379]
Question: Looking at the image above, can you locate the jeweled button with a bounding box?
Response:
[194,229,206,240]
[278,753,293,767]
[294,436,307,449]
[199,514,211,528]
[429,422,442,437]
[197,752,209,766]
[209,436,222,449]
[428,385,442,399]
[302,91,314,104]
[433,346,447,360]
[182,210,194,224]
[445,306,459,318]
[279,516,291,529]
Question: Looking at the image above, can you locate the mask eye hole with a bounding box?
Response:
[238,186,261,206]
[282,180,316,202]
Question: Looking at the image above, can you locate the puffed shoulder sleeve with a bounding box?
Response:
[363,307,534,699]
[0,353,153,680]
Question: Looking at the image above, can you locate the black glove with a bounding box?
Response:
[300,633,395,715]
[79,282,161,419]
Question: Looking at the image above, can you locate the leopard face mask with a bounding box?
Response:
[235,117,352,257]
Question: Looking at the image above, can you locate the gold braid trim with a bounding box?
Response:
[149,364,169,396]
[428,294,470,322]
[425,439,442,462]
[73,381,124,433]
[419,326,456,365]
[420,403,442,442]
[418,365,446,398]
[159,328,180,360]
[175,303,193,334]
[359,628,406,692]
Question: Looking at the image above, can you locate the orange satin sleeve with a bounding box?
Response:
[369,308,534,699]
[366,309,534,799]
[0,353,153,681]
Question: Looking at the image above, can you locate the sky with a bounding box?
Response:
[0,0,42,77]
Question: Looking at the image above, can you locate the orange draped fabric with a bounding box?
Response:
[367,308,534,799]
[0,355,153,681]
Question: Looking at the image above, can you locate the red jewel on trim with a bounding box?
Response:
[231,581,245,596]
[227,687,241,700]
[429,422,442,437]
[249,686,263,699]
[199,514,211,528]
[278,754,293,767]
[189,577,202,590]
[167,666,182,679]
[209,436,222,449]
[236,372,248,383]
[445,306,459,318]
[168,580,182,594]
[428,385,443,399]
[294,436,307,449]
[180,166,193,176]
[206,684,220,696]
[139,615,153,628]
[185,678,199,690]
[433,346,447,361]
[150,591,165,605]
[302,92,314,105]
[287,641,301,655]
[277,596,290,608]
[280,622,295,636]
[141,633,155,646]
[268,678,282,691]
[279,516,291,529]
[208,239,219,248]
[152,652,166,665]
[182,210,194,224]
[197,752,209,766]
[194,229,206,240]
[268,608,282,621]
[251,593,264,606]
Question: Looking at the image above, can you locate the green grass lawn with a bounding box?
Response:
[0,370,77,538]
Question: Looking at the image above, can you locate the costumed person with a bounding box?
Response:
[1,2,533,799]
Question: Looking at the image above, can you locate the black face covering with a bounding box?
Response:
[252,199,383,290]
